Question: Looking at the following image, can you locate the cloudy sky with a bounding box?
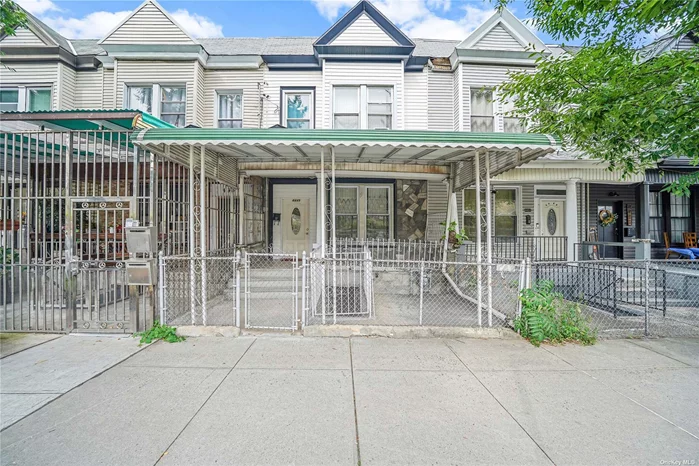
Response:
[17,0,561,43]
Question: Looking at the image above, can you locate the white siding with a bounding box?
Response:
[0,28,46,46]
[102,68,115,108]
[58,64,76,110]
[203,68,264,128]
[272,184,317,252]
[321,61,404,129]
[75,69,104,109]
[676,36,697,51]
[193,61,206,127]
[101,2,194,45]
[0,63,58,110]
[261,69,323,128]
[472,24,524,51]
[329,13,398,46]
[403,70,427,130]
[116,61,196,123]
[452,65,461,131]
[427,71,453,131]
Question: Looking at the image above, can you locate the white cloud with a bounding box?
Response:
[171,9,224,38]
[310,0,495,40]
[16,0,59,15]
[18,0,224,39]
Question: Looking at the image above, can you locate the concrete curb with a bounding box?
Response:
[176,326,241,337]
[302,325,521,339]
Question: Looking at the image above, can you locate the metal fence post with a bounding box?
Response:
[644,258,650,336]
[302,251,307,328]
[158,251,165,324]
[235,251,241,328]
[419,262,424,326]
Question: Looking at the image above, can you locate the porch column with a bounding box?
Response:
[320,146,326,258]
[639,181,650,240]
[200,145,207,325]
[485,151,492,327]
[189,146,196,324]
[565,178,580,261]
[238,174,246,245]
[475,152,482,326]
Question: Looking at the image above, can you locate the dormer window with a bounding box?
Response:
[470,88,494,132]
[126,84,186,127]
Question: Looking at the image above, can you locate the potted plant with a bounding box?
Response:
[1,247,21,305]
[441,221,469,248]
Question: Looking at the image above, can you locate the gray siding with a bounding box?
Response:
[101,2,195,45]
[426,180,448,241]
[472,24,524,51]
[587,184,638,259]
[75,68,104,109]
[204,68,264,128]
[404,70,428,130]
[0,63,58,110]
[0,28,46,46]
[427,71,453,131]
[58,64,76,110]
[329,13,397,46]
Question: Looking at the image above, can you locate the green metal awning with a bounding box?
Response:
[0,109,175,131]
[132,128,560,170]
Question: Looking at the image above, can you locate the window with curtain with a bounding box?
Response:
[283,91,313,128]
[127,86,153,113]
[160,86,186,127]
[470,88,494,132]
[366,187,390,239]
[218,92,243,128]
[333,87,360,129]
[502,98,525,133]
[367,86,392,130]
[335,186,359,238]
[648,191,663,243]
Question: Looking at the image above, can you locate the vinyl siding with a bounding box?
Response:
[193,61,206,127]
[587,184,638,259]
[676,36,697,51]
[520,184,535,235]
[0,63,58,110]
[329,13,398,46]
[75,69,104,109]
[116,61,196,124]
[102,68,115,108]
[403,70,427,130]
[321,61,404,130]
[453,66,461,131]
[101,2,195,45]
[272,184,317,252]
[0,28,46,46]
[262,69,323,128]
[426,180,448,241]
[427,71,453,131]
[203,68,264,128]
[493,167,644,183]
[58,64,76,110]
[472,24,524,51]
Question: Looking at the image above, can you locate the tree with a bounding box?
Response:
[1,0,28,37]
[497,0,699,195]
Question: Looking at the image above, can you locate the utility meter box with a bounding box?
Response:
[125,259,156,285]
[125,226,157,254]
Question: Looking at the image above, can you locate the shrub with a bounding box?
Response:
[135,320,185,345]
[514,280,597,346]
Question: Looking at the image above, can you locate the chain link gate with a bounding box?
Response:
[244,253,298,330]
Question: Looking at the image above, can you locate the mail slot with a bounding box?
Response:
[125,226,157,254]
[126,259,156,285]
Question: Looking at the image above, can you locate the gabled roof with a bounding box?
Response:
[457,8,549,53]
[0,9,75,54]
[98,0,199,45]
[640,31,698,60]
[314,0,414,48]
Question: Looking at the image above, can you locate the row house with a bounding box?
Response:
[1,0,697,262]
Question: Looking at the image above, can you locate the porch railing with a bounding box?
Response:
[459,236,568,262]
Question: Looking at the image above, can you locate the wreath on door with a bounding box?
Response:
[598,209,618,227]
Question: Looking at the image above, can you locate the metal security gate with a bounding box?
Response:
[244,253,298,330]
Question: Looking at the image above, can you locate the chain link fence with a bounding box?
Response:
[159,250,699,338]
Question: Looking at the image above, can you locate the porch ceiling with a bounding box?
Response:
[132,128,559,170]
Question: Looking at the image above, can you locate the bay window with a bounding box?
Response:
[1,87,51,112]
[282,90,313,128]
[217,91,243,128]
[160,86,186,127]
[333,85,394,129]
[470,88,494,132]
[127,86,153,113]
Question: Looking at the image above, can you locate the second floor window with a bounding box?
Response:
[1,87,51,112]
[471,88,494,132]
[283,90,313,129]
[126,84,186,127]
[502,98,525,133]
[218,92,243,128]
[333,85,394,130]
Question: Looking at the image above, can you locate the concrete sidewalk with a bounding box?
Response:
[0,334,143,429]
[1,336,698,465]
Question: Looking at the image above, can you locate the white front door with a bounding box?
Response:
[539,199,566,259]
[282,198,310,254]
